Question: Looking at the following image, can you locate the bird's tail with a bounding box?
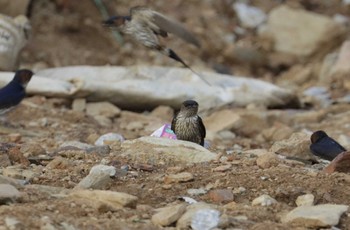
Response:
[161,48,211,86]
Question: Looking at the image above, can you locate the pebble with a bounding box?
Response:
[177,202,217,229]
[164,172,194,184]
[208,189,234,203]
[213,164,232,172]
[187,188,207,196]
[191,208,221,230]
[70,189,138,211]
[59,141,93,150]
[75,164,116,189]
[72,98,86,112]
[151,203,187,226]
[256,152,279,169]
[282,204,348,228]
[86,145,111,155]
[86,101,121,118]
[296,194,315,207]
[45,156,72,169]
[0,184,21,204]
[94,133,125,146]
[252,194,277,206]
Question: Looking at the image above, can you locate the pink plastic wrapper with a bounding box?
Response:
[150,124,177,139]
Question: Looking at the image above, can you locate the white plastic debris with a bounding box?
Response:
[95,133,125,145]
[150,124,177,139]
[191,209,220,230]
[233,3,267,28]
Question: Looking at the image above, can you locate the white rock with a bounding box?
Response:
[177,203,218,229]
[0,14,30,71]
[95,133,125,145]
[233,3,267,28]
[5,217,23,230]
[75,164,116,189]
[59,141,93,150]
[191,209,221,230]
[187,188,207,196]
[282,204,348,227]
[265,6,345,57]
[30,66,297,110]
[252,194,277,206]
[296,194,314,207]
[0,184,21,204]
[121,136,216,163]
[151,203,187,226]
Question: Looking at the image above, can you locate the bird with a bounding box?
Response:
[171,100,206,146]
[103,6,211,85]
[0,69,33,115]
[310,130,347,161]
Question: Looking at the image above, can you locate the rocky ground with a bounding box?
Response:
[0,0,350,229]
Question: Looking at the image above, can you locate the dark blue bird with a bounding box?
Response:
[310,130,347,161]
[0,69,33,115]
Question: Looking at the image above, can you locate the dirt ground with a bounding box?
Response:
[1,0,350,229]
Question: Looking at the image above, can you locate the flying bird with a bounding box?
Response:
[0,69,33,115]
[310,130,347,161]
[103,6,211,85]
[171,100,206,146]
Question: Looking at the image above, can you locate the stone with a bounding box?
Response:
[191,209,221,230]
[329,40,350,81]
[86,102,121,118]
[270,132,316,161]
[69,190,138,211]
[35,66,298,110]
[187,188,207,196]
[6,145,30,166]
[177,202,217,229]
[121,136,216,164]
[261,123,294,142]
[59,141,93,150]
[151,203,187,226]
[45,157,73,170]
[20,143,46,158]
[265,5,345,57]
[0,0,30,17]
[213,164,232,172]
[2,167,40,181]
[94,133,125,146]
[4,217,23,230]
[72,98,86,112]
[0,175,25,188]
[75,164,116,189]
[252,194,277,206]
[208,189,234,203]
[233,2,266,28]
[0,14,29,71]
[256,152,279,169]
[296,194,315,207]
[8,133,21,142]
[323,151,350,174]
[164,172,194,184]
[282,204,348,228]
[0,184,21,204]
[150,105,174,121]
[86,145,111,155]
[204,109,240,134]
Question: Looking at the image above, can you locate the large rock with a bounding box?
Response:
[270,132,316,161]
[121,136,216,164]
[0,14,30,71]
[265,6,345,57]
[151,203,187,226]
[0,66,299,110]
[0,184,21,204]
[75,164,116,190]
[282,204,348,228]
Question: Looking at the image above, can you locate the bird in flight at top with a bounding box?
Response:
[103,6,211,85]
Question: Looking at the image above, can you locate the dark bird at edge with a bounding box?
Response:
[171,100,206,146]
[0,69,33,115]
[103,6,211,85]
[310,130,347,161]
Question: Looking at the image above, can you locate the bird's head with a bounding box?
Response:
[180,100,199,116]
[103,16,130,28]
[13,69,33,88]
[310,130,328,144]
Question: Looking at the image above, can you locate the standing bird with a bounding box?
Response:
[103,6,211,85]
[310,130,347,161]
[0,69,33,115]
[171,100,206,146]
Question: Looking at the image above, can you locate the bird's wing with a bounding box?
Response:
[171,114,177,133]
[310,137,346,161]
[197,116,206,139]
[130,6,200,47]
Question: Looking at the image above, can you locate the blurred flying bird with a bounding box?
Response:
[171,100,206,146]
[0,69,33,115]
[310,130,347,161]
[103,6,211,85]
